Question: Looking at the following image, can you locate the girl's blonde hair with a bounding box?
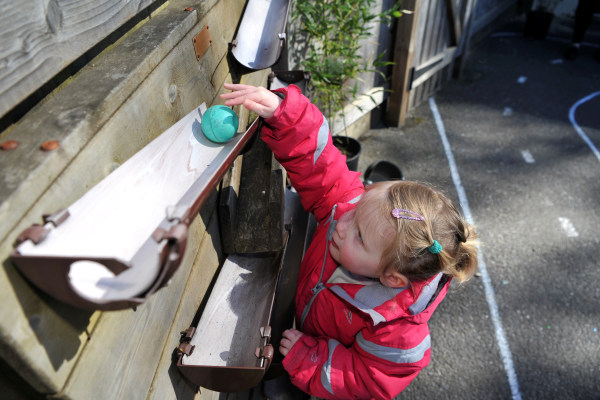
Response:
[376,180,478,283]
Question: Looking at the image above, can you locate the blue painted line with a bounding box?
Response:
[568,91,600,163]
[428,97,522,400]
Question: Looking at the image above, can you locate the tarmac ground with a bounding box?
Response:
[356,16,600,400]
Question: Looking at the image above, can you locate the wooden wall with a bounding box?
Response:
[0,0,159,121]
[0,0,269,398]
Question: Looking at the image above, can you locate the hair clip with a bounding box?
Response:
[428,240,442,254]
[391,208,424,221]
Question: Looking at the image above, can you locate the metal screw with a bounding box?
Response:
[41,140,59,151]
[1,140,19,150]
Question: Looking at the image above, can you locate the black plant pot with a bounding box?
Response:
[524,10,554,39]
[363,160,404,186]
[332,136,361,172]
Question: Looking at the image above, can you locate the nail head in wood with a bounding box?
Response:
[41,140,59,151]
[1,140,19,150]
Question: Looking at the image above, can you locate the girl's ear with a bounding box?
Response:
[380,269,409,288]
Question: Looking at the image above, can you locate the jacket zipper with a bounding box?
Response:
[300,205,337,329]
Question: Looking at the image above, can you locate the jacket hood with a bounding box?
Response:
[327,268,451,326]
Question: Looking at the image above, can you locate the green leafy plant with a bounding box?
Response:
[292,0,401,126]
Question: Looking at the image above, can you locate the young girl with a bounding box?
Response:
[221,82,478,400]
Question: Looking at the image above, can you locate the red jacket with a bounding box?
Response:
[262,85,451,400]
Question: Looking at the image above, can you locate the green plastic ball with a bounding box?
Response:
[201,105,239,143]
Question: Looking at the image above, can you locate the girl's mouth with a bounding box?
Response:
[330,239,339,251]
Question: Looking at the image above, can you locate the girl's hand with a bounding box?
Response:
[220,83,283,119]
[279,328,304,356]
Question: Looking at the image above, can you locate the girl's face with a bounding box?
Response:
[329,183,395,281]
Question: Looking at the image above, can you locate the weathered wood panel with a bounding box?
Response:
[233,138,286,254]
[409,0,471,110]
[0,0,160,119]
[0,0,255,394]
[384,0,420,127]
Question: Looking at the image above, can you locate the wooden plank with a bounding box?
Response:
[411,47,457,90]
[0,0,237,393]
[453,0,479,78]
[420,0,438,67]
[234,138,280,253]
[409,0,460,112]
[0,0,159,119]
[412,0,430,68]
[0,254,99,394]
[444,0,462,46]
[384,0,420,127]
[0,356,45,400]
[331,87,386,136]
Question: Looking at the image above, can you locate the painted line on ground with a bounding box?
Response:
[429,97,522,400]
[568,91,600,163]
[558,217,579,238]
[520,150,535,164]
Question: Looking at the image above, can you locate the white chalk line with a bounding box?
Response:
[568,91,600,163]
[558,217,579,238]
[429,98,522,400]
[521,149,535,164]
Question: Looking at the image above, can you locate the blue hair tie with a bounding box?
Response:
[429,240,442,254]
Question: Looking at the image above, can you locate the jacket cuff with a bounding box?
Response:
[264,85,304,131]
[282,334,318,373]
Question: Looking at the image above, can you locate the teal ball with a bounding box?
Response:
[201,105,239,143]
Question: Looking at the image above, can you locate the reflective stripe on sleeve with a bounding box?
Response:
[314,117,330,165]
[348,194,362,204]
[356,332,431,364]
[321,338,339,396]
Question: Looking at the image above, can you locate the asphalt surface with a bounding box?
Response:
[356,20,600,400]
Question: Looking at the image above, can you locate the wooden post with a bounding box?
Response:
[385,0,421,127]
[453,0,479,79]
[444,0,462,47]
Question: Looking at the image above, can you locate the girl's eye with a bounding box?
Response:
[358,231,363,244]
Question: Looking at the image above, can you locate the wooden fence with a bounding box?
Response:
[386,0,516,126]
